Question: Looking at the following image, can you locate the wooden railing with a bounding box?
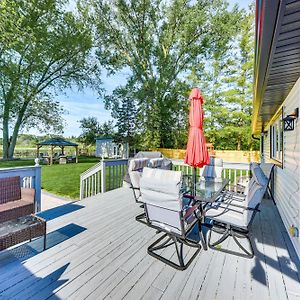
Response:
[80,158,250,200]
[0,159,42,212]
[80,159,128,200]
[171,160,250,186]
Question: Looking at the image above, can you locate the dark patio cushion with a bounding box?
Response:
[0,200,34,223]
[0,176,21,204]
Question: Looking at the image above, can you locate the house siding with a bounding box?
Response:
[263,77,300,258]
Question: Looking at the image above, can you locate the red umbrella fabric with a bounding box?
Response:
[184,88,210,168]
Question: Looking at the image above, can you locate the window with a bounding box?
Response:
[270,115,283,163]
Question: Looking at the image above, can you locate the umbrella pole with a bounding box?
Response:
[193,167,197,197]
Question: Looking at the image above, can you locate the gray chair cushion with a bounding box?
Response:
[140,168,202,235]
[252,164,268,187]
[135,151,162,159]
[201,157,223,178]
[207,178,267,228]
[140,167,182,211]
[206,206,248,228]
[146,204,182,234]
[148,158,164,168]
[129,158,150,172]
[259,163,274,182]
[128,158,150,200]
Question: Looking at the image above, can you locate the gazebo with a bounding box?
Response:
[36,138,79,165]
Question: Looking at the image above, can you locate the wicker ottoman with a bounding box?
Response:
[0,214,46,251]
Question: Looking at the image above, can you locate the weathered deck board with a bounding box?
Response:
[0,187,299,300]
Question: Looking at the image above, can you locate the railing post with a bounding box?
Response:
[101,159,106,193]
[80,175,84,200]
[34,158,42,212]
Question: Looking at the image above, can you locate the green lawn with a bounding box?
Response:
[0,157,101,199]
[0,157,247,200]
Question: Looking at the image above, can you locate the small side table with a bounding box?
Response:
[0,214,47,251]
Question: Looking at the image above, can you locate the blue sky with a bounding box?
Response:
[23,0,252,137]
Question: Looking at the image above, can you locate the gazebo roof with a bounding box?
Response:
[37,138,78,147]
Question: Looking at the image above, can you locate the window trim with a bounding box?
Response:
[270,110,283,167]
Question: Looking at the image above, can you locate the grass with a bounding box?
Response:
[0,156,101,199]
[0,156,248,199]
[0,160,35,168]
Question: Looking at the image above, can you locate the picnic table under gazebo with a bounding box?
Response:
[36,138,79,165]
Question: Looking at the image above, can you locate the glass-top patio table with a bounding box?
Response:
[181,176,229,251]
[183,175,229,203]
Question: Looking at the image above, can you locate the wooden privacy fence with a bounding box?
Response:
[0,162,42,212]
[80,158,250,200]
[152,148,260,163]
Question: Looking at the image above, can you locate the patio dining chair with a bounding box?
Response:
[201,157,223,179]
[233,162,275,202]
[204,164,268,258]
[139,167,206,270]
[127,158,150,204]
[127,158,150,223]
[260,162,275,203]
[148,157,164,168]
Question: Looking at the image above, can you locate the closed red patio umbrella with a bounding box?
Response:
[185,88,210,192]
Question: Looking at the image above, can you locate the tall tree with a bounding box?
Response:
[106,85,137,148]
[221,6,258,151]
[78,117,114,147]
[190,4,257,151]
[0,0,98,159]
[89,0,241,149]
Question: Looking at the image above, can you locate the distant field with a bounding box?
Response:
[0,156,101,199]
[0,146,96,158]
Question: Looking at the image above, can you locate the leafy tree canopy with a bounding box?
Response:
[88,0,257,150]
[89,0,243,150]
[0,0,99,159]
[78,117,115,147]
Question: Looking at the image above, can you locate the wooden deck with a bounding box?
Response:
[0,187,299,300]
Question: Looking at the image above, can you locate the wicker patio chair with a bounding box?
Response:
[0,176,35,223]
[140,167,205,270]
[205,164,269,258]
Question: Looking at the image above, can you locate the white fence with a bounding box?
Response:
[80,158,250,200]
[171,160,250,186]
[0,162,42,212]
[80,159,128,199]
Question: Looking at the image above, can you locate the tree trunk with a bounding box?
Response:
[2,100,10,160]
[7,130,18,159]
[237,135,241,151]
[2,117,9,160]
[6,100,29,159]
[2,89,16,159]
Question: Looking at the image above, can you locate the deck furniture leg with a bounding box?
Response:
[43,232,46,250]
[148,233,201,271]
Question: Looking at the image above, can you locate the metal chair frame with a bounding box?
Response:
[205,194,260,259]
[144,201,207,270]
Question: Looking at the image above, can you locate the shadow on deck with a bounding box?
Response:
[0,188,299,299]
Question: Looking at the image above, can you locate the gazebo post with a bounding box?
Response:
[36,145,40,158]
[75,146,78,163]
[50,145,54,165]
[61,146,65,155]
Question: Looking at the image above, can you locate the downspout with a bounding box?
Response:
[252,133,265,163]
[251,134,260,141]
